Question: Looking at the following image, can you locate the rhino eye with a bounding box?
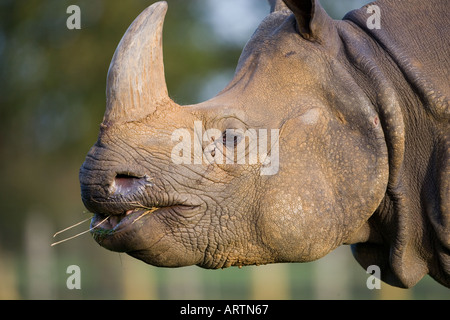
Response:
[222,130,242,147]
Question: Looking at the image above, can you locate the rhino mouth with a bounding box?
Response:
[91,204,199,233]
[90,204,201,251]
[92,208,158,231]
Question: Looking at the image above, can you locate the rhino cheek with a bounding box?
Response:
[257,110,388,262]
[259,172,340,262]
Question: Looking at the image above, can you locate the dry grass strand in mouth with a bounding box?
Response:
[89,198,156,211]
[51,201,160,246]
[131,207,159,225]
[51,215,110,247]
[52,216,92,238]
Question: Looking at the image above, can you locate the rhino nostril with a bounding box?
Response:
[112,174,152,196]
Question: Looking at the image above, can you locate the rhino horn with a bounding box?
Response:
[104,1,170,124]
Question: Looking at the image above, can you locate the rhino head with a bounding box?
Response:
[79,0,450,288]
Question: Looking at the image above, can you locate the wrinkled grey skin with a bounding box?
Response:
[79,0,450,288]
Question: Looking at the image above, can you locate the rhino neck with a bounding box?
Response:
[337,9,450,288]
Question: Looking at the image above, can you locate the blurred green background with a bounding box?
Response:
[0,0,448,299]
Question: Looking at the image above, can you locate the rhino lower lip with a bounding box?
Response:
[91,209,149,232]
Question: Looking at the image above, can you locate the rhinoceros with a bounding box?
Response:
[79,0,450,289]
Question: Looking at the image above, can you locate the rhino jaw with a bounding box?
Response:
[90,205,202,262]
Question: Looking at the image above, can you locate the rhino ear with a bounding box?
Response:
[268,0,289,13]
[282,0,333,42]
